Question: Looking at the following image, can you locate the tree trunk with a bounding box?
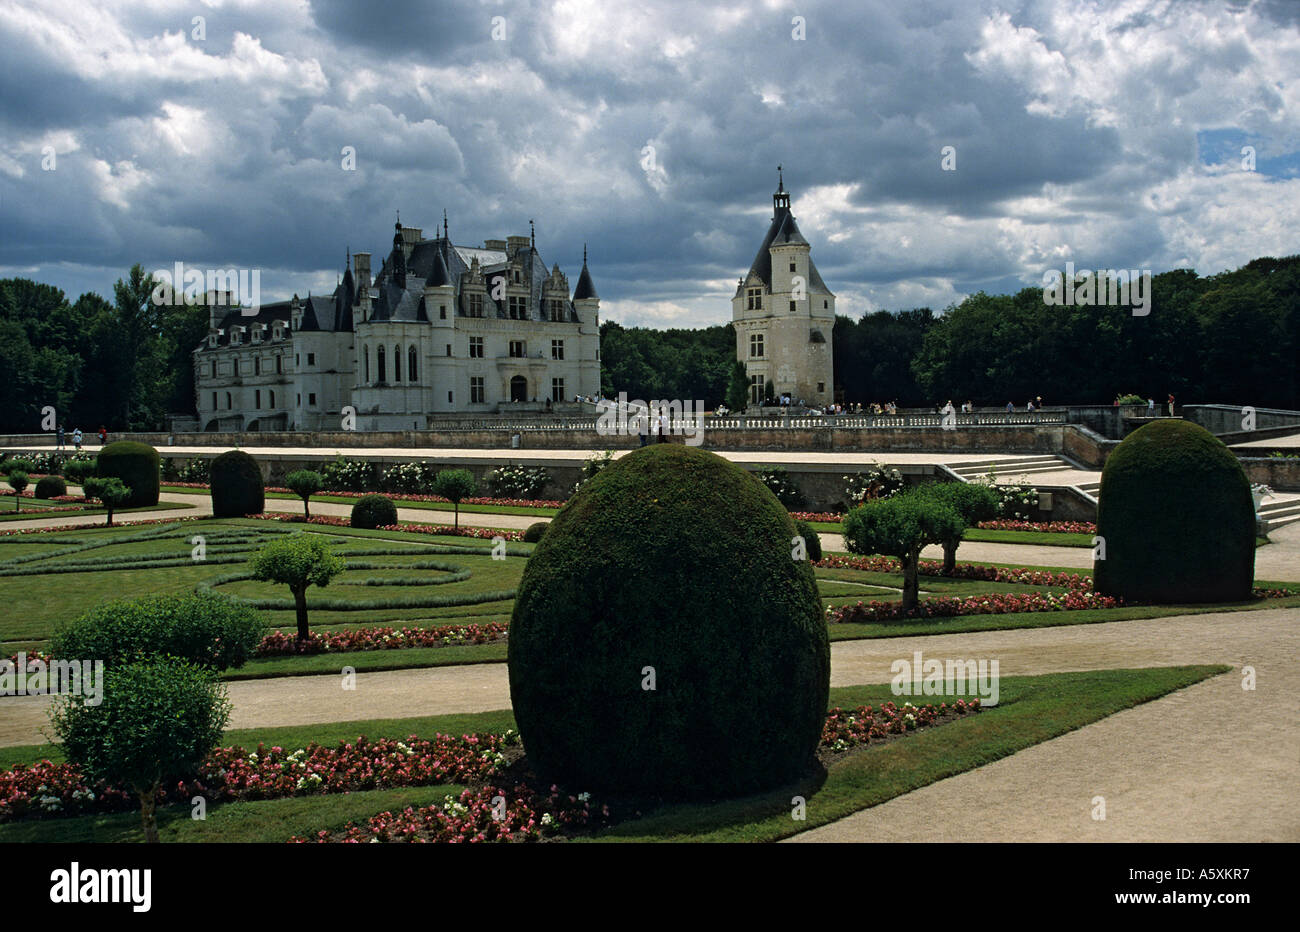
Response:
[454,502,460,530]
[138,784,160,843]
[303,496,311,520]
[943,539,958,575]
[901,552,919,613]
[294,585,309,640]
[105,507,113,526]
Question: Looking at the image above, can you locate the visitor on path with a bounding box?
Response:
[56,425,65,450]
[657,411,668,442]
[637,413,649,447]
[1006,401,1015,414]
[98,426,107,445]
[1167,394,1175,417]
[1027,399,1036,412]
[1036,395,1043,409]
[1147,397,1155,414]
[72,428,82,452]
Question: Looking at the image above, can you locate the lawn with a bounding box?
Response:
[0,666,1227,843]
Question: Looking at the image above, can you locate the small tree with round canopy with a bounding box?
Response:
[50,657,231,843]
[913,481,1001,573]
[431,469,477,529]
[5,469,27,511]
[247,533,345,641]
[82,476,132,525]
[284,469,324,520]
[841,492,964,611]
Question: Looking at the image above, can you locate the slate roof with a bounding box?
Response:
[573,261,598,300]
[742,204,831,297]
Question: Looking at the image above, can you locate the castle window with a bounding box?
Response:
[509,340,525,358]
[255,390,261,408]
[470,376,485,404]
[549,299,564,321]
[377,346,386,382]
[440,305,446,319]
[749,333,764,358]
[269,390,275,408]
[226,392,232,409]
[307,353,315,366]
[364,346,370,382]
[748,374,765,404]
[789,300,796,313]
[508,296,527,319]
[446,344,452,357]
[211,392,217,410]
[254,357,260,375]
[448,390,454,403]
[551,340,564,360]
[824,300,828,308]
[747,288,762,310]
[470,337,484,358]
[276,355,282,374]
[394,345,401,381]
[790,262,796,272]
[817,383,825,394]
[469,293,484,317]
[211,361,216,378]
[551,378,565,402]
[309,393,316,406]
[408,346,418,381]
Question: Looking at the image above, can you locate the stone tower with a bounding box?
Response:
[731,170,835,407]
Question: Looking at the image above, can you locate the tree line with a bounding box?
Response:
[2,254,1295,434]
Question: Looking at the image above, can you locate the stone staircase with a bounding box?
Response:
[1259,492,1300,531]
[946,456,1077,482]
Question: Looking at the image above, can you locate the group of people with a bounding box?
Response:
[1113,394,1175,415]
[54,425,107,452]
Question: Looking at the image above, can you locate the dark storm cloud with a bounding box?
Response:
[0,0,1296,325]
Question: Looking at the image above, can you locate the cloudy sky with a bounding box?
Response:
[1,0,1297,328]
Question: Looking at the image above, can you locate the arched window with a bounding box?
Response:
[408,346,418,382]
[393,344,401,381]
[269,390,275,408]
[364,345,370,383]
[377,345,386,383]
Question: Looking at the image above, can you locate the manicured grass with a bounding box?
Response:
[0,501,193,522]
[159,485,561,517]
[962,528,1095,547]
[223,640,509,680]
[583,665,1229,842]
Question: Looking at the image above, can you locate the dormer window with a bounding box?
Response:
[746,288,763,310]
[208,332,219,348]
[252,326,263,343]
[230,329,241,345]
[272,325,282,341]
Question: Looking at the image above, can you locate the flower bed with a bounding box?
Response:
[255,622,507,656]
[0,732,518,822]
[789,510,843,523]
[976,519,1097,534]
[816,554,1095,590]
[827,590,1123,624]
[822,699,979,752]
[245,513,523,541]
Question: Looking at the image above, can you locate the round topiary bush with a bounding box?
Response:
[1094,420,1255,603]
[209,450,264,518]
[508,444,830,800]
[794,520,822,562]
[522,521,548,543]
[351,493,398,529]
[95,441,160,508]
[35,475,67,499]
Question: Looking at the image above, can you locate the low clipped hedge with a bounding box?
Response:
[351,494,398,529]
[794,520,822,562]
[34,475,67,500]
[509,444,830,800]
[522,521,548,543]
[50,590,266,671]
[210,450,264,518]
[1094,420,1255,602]
[95,441,160,508]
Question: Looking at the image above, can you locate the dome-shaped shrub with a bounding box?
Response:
[351,494,397,529]
[210,451,264,517]
[96,441,159,507]
[522,521,548,543]
[35,475,67,499]
[1094,420,1255,602]
[508,444,830,800]
[794,520,822,562]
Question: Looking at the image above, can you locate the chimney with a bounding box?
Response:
[506,235,530,258]
[353,252,371,291]
[485,239,507,252]
[401,227,422,255]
